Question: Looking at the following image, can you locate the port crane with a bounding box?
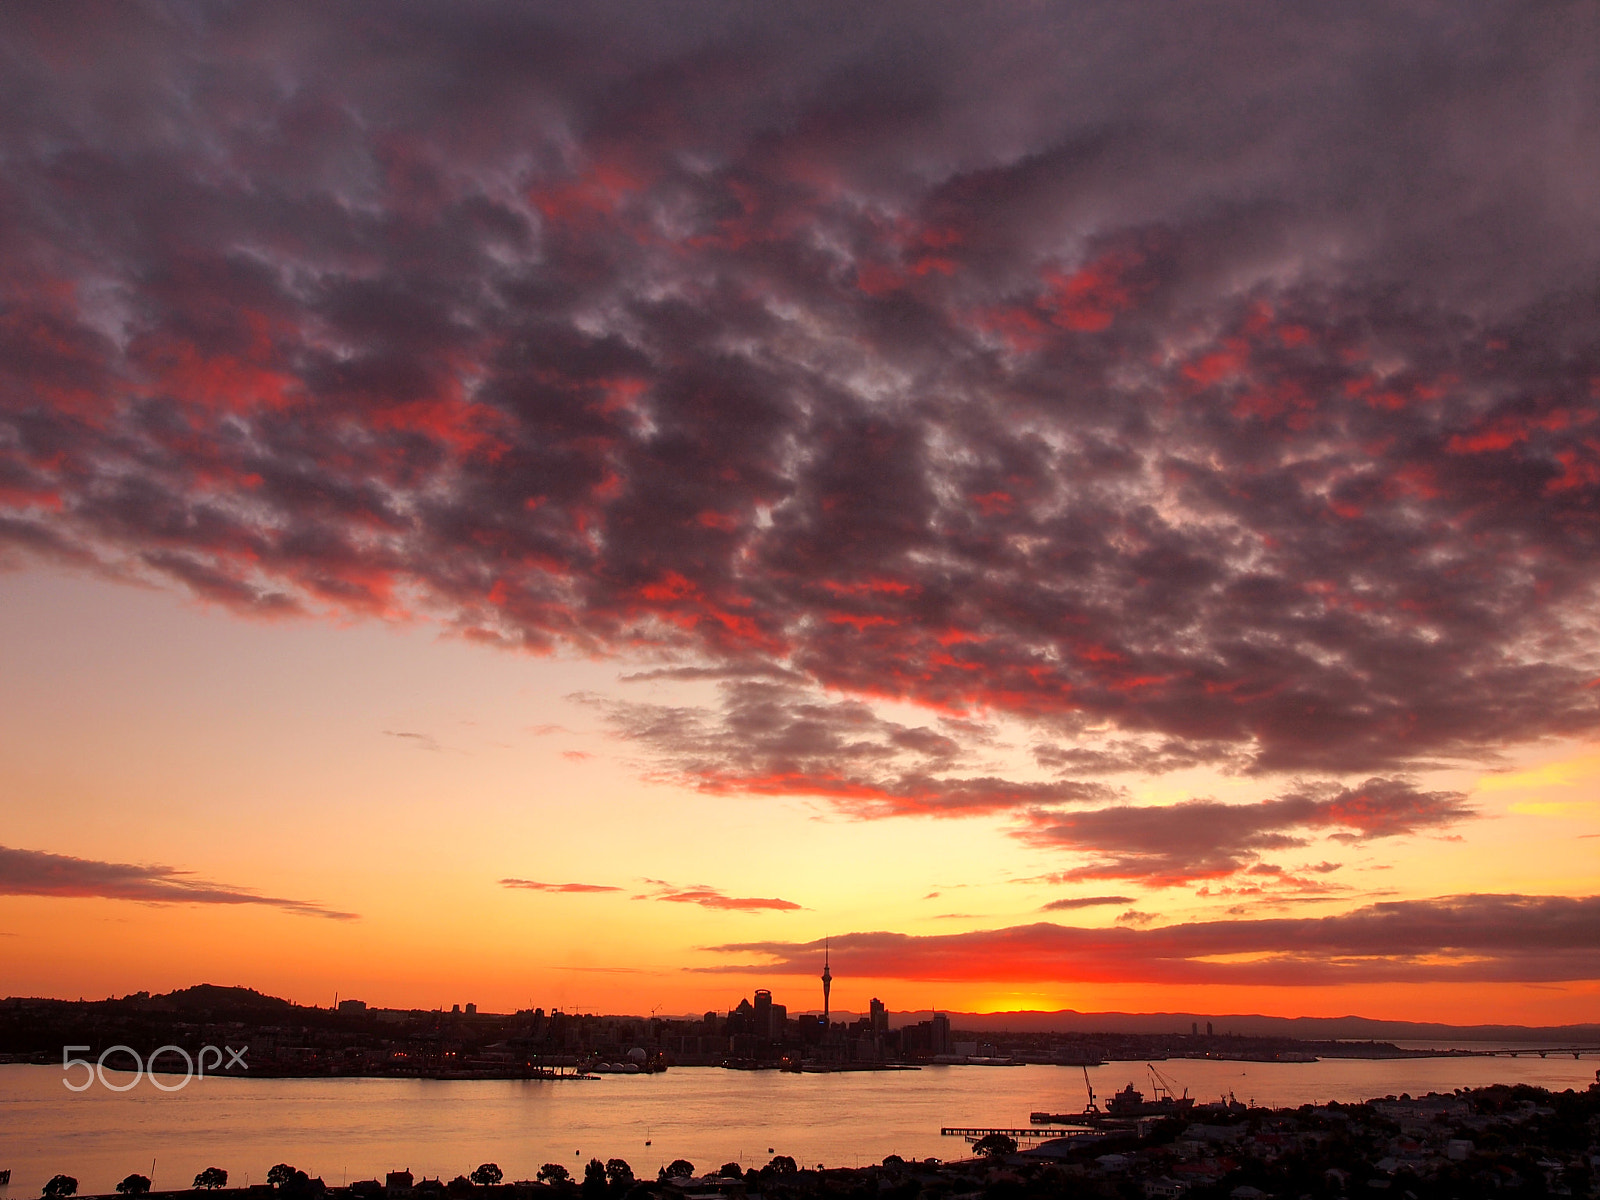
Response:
[1146,1062,1188,1102]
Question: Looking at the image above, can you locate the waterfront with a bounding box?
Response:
[3,1056,1597,1195]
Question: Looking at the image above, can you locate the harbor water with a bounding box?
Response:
[2,1055,1597,1195]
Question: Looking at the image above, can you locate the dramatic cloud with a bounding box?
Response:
[1021,779,1474,885]
[500,879,623,894]
[587,679,1114,817]
[635,879,801,913]
[703,894,1600,985]
[2,4,1598,793]
[0,846,355,919]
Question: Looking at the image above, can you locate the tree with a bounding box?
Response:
[194,1168,229,1190]
[43,1177,78,1200]
[765,1157,797,1176]
[116,1178,151,1196]
[603,1159,633,1195]
[268,1166,298,1189]
[663,1162,694,1181]
[972,1134,1017,1159]
[580,1159,607,1200]
[470,1166,503,1188]
[536,1165,570,1186]
[716,1165,741,1180]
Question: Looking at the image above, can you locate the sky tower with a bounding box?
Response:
[821,938,832,1024]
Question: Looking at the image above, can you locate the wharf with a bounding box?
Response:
[940,1125,1098,1143]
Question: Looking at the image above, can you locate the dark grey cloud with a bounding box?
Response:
[0,845,356,919]
[1022,779,1474,885]
[584,679,1116,817]
[701,893,1600,986]
[0,2,1597,794]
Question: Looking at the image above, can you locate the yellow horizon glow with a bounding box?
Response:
[2,567,1598,1027]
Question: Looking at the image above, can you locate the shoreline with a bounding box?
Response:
[8,1045,1582,1084]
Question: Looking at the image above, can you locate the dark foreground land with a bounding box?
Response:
[39,1079,1600,1200]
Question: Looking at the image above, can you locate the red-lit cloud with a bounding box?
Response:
[500,876,799,911]
[1,10,1597,834]
[0,846,356,920]
[635,879,801,913]
[587,679,1473,884]
[500,879,624,894]
[703,894,1600,986]
[585,680,1115,817]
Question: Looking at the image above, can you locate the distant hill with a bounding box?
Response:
[851,1008,1600,1043]
[138,984,295,1016]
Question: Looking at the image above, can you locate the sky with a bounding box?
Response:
[2,1,1598,1026]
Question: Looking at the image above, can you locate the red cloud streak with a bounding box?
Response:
[499,879,624,894]
[635,879,802,912]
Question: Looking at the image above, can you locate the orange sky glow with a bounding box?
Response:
[2,4,1598,1030]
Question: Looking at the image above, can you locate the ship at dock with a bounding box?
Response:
[1103,1078,1196,1117]
[1032,1063,1195,1124]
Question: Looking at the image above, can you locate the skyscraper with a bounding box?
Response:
[753,989,773,1040]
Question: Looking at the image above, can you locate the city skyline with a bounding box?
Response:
[2,3,1598,1025]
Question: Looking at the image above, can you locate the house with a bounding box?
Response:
[1143,1176,1187,1198]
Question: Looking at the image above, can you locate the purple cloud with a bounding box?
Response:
[1021,779,1474,885]
[0,846,355,920]
[585,679,1115,816]
[1040,895,1135,912]
[0,6,1595,795]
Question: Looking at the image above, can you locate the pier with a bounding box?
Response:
[940,1126,1098,1144]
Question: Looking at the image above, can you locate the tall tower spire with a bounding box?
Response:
[821,937,832,1024]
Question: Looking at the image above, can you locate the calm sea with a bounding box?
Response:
[3,1056,1597,1195]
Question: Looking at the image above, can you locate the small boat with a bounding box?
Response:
[1,1169,11,1185]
